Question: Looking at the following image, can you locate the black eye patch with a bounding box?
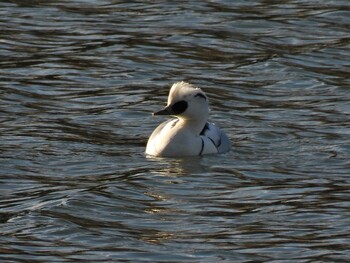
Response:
[172,100,188,115]
[194,93,207,100]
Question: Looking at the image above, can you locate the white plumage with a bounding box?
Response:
[146,81,231,157]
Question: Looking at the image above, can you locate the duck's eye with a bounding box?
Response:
[172,100,188,115]
[194,93,207,100]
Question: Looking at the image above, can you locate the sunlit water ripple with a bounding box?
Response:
[1,1,350,262]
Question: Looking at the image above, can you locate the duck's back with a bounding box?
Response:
[200,122,231,154]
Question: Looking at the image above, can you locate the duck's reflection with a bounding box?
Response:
[146,155,208,177]
[139,156,209,244]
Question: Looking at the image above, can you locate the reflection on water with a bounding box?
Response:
[1,0,350,262]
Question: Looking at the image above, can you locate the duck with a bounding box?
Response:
[145,81,231,157]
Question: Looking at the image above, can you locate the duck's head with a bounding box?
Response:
[153,81,209,121]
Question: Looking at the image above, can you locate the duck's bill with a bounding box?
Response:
[153,106,172,116]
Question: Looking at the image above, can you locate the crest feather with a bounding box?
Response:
[168,81,202,104]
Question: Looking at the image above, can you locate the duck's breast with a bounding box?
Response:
[146,119,204,157]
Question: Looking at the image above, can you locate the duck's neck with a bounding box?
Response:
[179,116,208,135]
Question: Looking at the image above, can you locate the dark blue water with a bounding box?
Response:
[1,1,350,262]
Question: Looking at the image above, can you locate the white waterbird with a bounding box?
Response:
[146,81,231,157]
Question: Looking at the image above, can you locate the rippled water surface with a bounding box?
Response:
[1,0,350,262]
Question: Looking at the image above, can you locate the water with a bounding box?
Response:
[1,0,350,262]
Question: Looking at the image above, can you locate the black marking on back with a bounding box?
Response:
[199,137,205,155]
[217,131,222,147]
[200,122,209,135]
[200,122,220,150]
[208,137,216,147]
[172,100,188,115]
[195,93,207,100]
